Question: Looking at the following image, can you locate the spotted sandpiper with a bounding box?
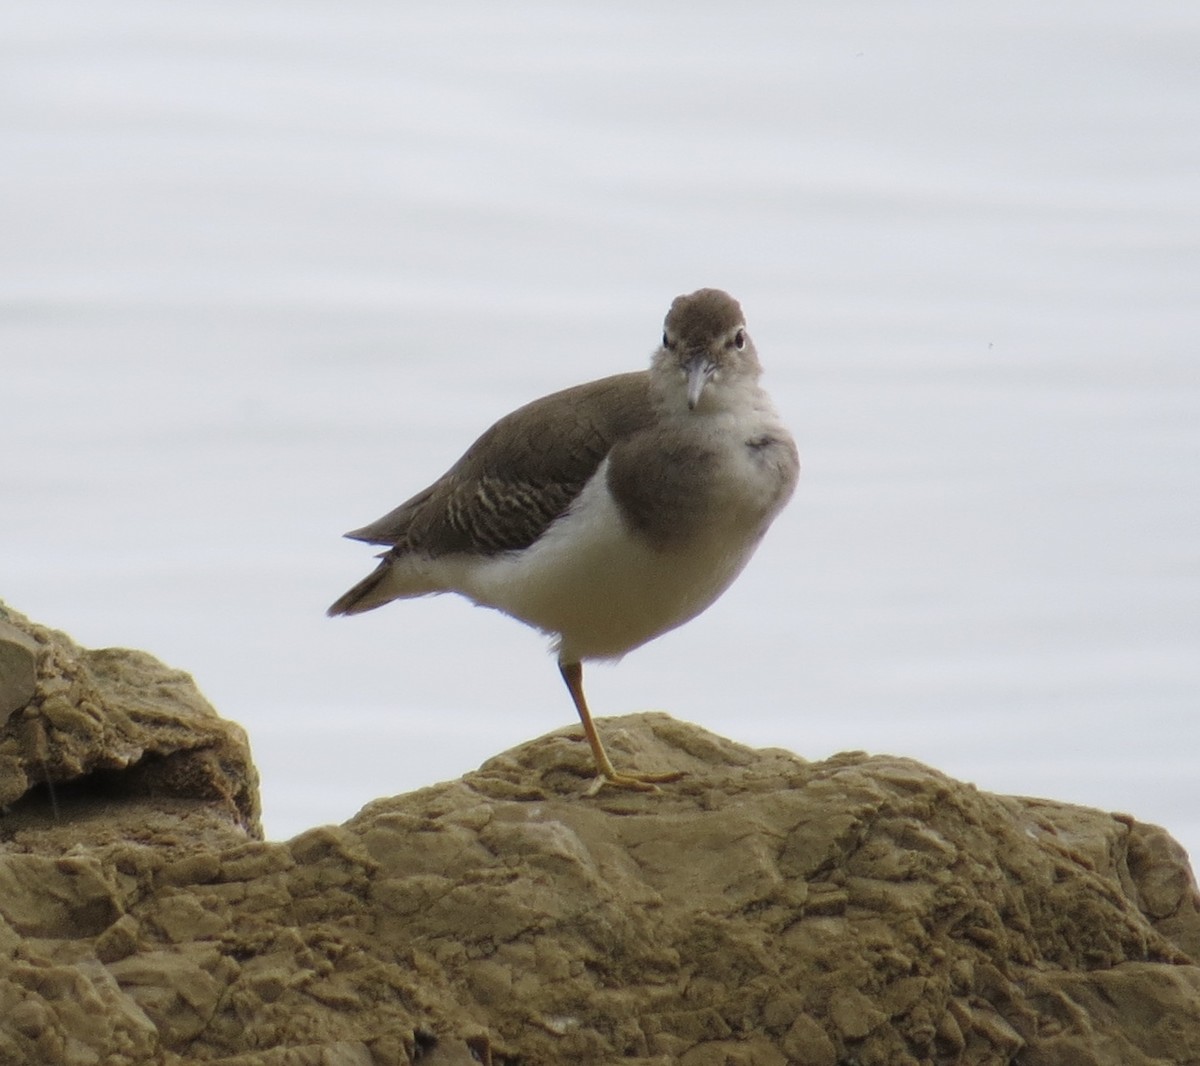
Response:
[329,288,799,792]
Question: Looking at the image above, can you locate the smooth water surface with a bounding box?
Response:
[3,1,1198,857]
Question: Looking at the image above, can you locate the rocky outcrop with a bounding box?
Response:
[2,606,1199,1065]
[0,604,259,837]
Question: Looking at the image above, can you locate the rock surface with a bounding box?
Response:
[0,603,259,834]
[2,609,1199,1066]
[0,621,39,726]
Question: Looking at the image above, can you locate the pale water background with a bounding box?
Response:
[3,2,1198,858]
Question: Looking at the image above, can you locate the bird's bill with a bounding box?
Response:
[684,355,715,410]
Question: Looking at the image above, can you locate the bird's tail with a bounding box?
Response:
[327,559,399,617]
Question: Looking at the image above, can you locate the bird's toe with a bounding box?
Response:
[583,768,685,796]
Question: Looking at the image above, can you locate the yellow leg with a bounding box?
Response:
[558,661,683,793]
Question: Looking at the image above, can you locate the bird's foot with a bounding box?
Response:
[583,768,685,796]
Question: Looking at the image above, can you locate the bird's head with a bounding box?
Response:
[652,288,763,413]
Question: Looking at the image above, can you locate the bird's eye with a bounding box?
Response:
[733,328,746,350]
[662,332,672,349]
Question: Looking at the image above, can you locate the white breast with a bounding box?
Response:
[449,456,769,663]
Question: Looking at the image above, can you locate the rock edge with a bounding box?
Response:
[2,605,1199,1066]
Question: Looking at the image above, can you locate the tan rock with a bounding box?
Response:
[2,608,1199,1065]
[0,620,39,726]
[0,602,259,834]
[0,853,122,937]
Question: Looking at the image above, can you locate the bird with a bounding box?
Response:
[328,288,799,792]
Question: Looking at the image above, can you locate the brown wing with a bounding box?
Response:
[345,371,655,557]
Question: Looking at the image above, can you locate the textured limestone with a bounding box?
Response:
[2,607,1199,1065]
[0,621,39,726]
[0,602,259,833]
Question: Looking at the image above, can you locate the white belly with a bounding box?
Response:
[447,460,767,663]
